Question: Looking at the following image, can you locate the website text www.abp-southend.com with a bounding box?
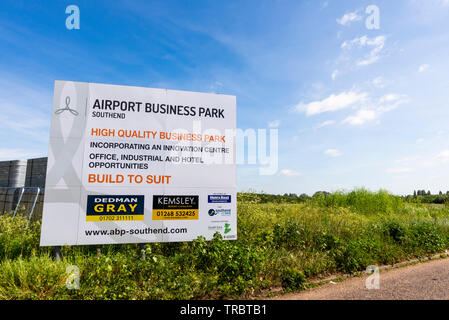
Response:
[85,226,188,237]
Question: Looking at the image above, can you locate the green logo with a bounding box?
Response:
[224,223,231,234]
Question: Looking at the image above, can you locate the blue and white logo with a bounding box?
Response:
[208,208,231,217]
[208,195,231,203]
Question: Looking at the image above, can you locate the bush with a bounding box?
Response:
[79,253,137,300]
[314,233,341,251]
[273,221,306,250]
[312,188,404,215]
[281,267,306,291]
[0,215,42,259]
[383,221,407,243]
[0,255,68,299]
[334,239,379,273]
[383,220,447,255]
[1,188,449,300]
[407,223,447,253]
[192,233,263,295]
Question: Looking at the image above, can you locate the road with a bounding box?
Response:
[275,258,449,300]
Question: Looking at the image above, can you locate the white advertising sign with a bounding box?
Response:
[40,81,237,246]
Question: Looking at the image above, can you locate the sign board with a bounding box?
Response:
[40,81,237,246]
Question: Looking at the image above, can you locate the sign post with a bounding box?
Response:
[40,81,237,246]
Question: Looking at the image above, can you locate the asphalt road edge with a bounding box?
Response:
[257,250,449,299]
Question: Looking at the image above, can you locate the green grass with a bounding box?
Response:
[1,189,449,299]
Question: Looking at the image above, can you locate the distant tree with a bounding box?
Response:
[313,191,330,198]
[404,189,449,204]
[298,193,310,202]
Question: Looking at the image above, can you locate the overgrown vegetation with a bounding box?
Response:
[1,189,449,299]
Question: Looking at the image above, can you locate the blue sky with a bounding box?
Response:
[1,0,449,195]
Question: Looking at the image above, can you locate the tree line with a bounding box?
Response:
[405,190,449,204]
[238,189,449,205]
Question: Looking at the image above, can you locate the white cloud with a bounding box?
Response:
[341,35,386,66]
[379,93,402,103]
[324,149,342,157]
[397,150,449,170]
[418,64,430,72]
[337,11,362,26]
[296,89,408,126]
[343,109,377,126]
[415,149,449,168]
[377,94,410,112]
[331,69,339,80]
[416,138,425,143]
[396,157,411,163]
[437,150,449,163]
[0,149,39,161]
[371,77,386,88]
[279,169,301,177]
[0,72,51,144]
[342,93,409,126]
[295,91,368,116]
[268,120,281,128]
[387,149,449,177]
[418,0,449,7]
[209,81,223,92]
[387,167,413,174]
[316,120,336,129]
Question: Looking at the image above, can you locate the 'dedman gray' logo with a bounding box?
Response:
[55,96,79,116]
